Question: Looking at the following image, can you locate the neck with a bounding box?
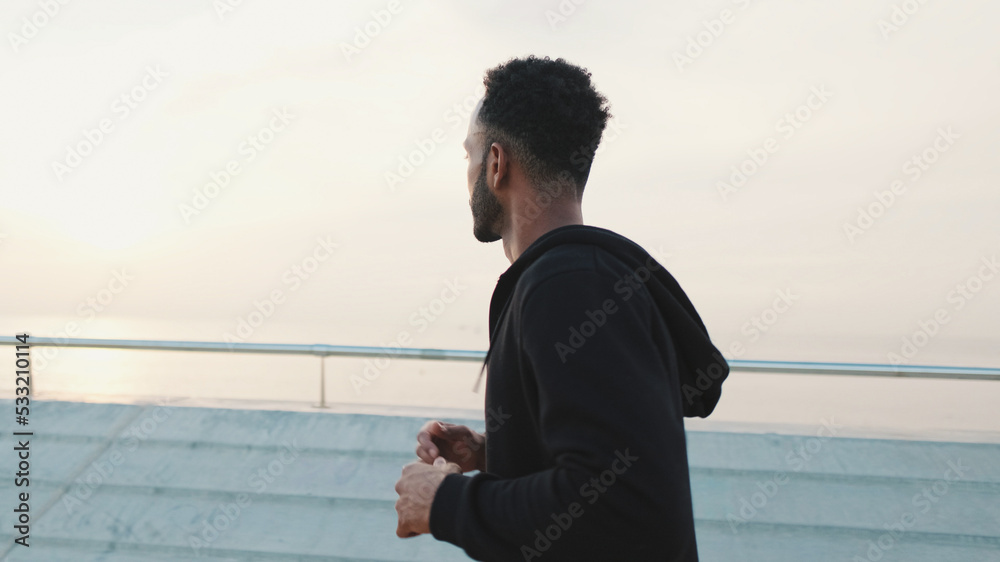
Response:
[501,200,584,263]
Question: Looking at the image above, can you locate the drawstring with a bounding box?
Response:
[474,290,510,394]
[472,360,487,393]
[472,346,491,392]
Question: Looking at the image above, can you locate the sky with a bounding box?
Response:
[1,0,998,409]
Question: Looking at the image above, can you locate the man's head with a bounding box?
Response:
[464,56,612,243]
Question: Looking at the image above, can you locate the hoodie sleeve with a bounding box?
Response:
[429,267,698,561]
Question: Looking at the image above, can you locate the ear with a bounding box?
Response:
[488,142,508,191]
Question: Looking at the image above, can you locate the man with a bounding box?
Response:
[394,55,728,561]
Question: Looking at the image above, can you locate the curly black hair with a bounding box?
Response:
[478,56,612,197]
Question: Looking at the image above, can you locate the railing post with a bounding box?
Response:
[316,355,328,409]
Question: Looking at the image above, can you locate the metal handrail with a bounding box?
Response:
[4,336,998,407]
[2,336,486,361]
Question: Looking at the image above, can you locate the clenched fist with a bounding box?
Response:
[415,420,486,473]
[394,457,461,538]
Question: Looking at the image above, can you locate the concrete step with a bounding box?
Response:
[2,399,998,561]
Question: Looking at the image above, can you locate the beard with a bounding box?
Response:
[470,163,503,243]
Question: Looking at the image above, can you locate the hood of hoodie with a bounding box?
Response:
[484,224,729,418]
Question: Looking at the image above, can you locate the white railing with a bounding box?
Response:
[3,336,998,407]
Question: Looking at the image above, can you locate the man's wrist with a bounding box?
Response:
[429,472,466,544]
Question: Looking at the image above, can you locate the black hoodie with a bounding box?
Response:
[429,225,729,561]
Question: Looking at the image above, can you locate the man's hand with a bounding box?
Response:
[415,420,486,473]
[395,457,461,538]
